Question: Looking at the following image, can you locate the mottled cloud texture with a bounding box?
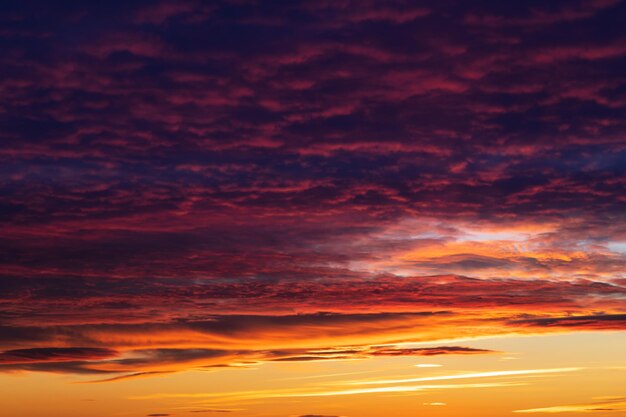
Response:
[0,0,625,379]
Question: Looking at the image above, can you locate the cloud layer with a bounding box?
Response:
[0,0,625,380]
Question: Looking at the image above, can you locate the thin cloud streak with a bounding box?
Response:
[129,367,580,402]
[131,382,523,402]
[342,367,582,386]
[514,397,626,413]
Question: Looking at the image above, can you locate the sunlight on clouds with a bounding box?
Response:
[281,382,521,398]
[129,367,581,403]
[343,368,581,386]
[130,382,522,402]
[399,240,586,266]
[345,217,626,282]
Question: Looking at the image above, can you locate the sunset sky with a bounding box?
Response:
[1,1,625,416]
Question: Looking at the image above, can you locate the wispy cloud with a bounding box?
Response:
[343,367,582,386]
[130,367,580,403]
[515,397,626,413]
[131,382,521,402]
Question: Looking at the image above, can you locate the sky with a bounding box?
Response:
[0,0,625,416]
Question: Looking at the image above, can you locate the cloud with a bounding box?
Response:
[132,382,521,401]
[84,371,175,383]
[369,346,495,356]
[1,0,625,385]
[514,397,626,413]
[268,345,496,363]
[2,274,624,327]
[0,347,117,364]
[133,367,577,401]
[344,367,581,386]
[297,415,342,417]
[0,340,496,378]
[465,0,623,27]
[510,314,626,331]
[0,307,623,378]
[0,302,498,378]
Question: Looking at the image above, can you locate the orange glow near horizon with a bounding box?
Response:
[1,216,624,416]
[2,332,625,417]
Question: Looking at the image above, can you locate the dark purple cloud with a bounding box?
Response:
[0,347,117,364]
[1,0,624,229]
[0,0,624,379]
[509,313,626,330]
